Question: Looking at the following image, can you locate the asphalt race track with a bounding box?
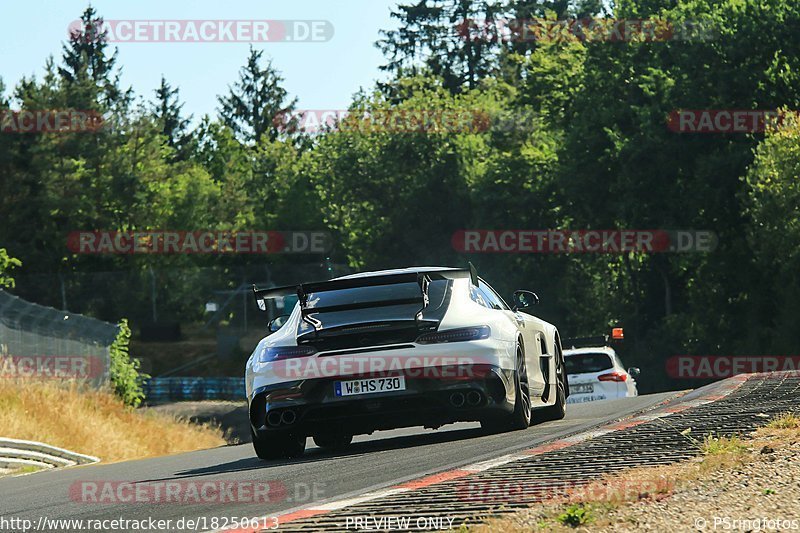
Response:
[0,393,678,530]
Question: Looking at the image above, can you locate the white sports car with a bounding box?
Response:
[246,266,568,459]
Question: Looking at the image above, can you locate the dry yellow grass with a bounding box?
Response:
[0,379,226,462]
[764,411,800,430]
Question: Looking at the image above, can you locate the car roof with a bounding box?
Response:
[563,346,617,357]
[333,267,461,280]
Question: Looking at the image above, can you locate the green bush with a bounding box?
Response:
[0,249,21,289]
[557,504,593,527]
[109,319,149,407]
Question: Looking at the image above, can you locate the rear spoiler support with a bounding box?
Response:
[415,273,431,325]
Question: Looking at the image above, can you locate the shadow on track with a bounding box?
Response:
[147,426,490,481]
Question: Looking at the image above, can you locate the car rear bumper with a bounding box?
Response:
[249,364,515,437]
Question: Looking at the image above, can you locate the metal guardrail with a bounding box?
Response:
[0,437,99,470]
[143,377,245,404]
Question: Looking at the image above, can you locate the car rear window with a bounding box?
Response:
[565,352,613,374]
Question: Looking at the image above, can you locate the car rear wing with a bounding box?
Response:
[252,265,479,333]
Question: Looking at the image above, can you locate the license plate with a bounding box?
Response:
[334,376,406,397]
[567,395,606,404]
[570,383,594,394]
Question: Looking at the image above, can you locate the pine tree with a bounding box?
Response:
[377,0,506,94]
[153,76,193,159]
[217,48,297,144]
[59,6,130,110]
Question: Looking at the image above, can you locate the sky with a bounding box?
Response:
[0,1,400,119]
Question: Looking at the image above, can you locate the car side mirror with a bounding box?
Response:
[627,367,641,377]
[512,290,539,311]
[268,314,290,333]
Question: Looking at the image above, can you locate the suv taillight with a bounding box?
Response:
[598,371,628,382]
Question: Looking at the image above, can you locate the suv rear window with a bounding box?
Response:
[565,352,613,374]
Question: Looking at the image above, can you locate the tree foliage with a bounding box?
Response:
[3,2,800,392]
[109,319,148,407]
[217,47,297,144]
[378,0,507,94]
[0,249,21,289]
[152,76,193,160]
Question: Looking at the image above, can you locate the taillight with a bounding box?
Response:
[598,371,628,382]
[417,326,491,344]
[259,345,317,362]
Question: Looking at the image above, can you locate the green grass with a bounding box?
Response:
[14,465,43,475]
[701,434,747,455]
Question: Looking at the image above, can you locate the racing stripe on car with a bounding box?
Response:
[216,374,750,533]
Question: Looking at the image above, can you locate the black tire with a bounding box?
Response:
[482,346,531,432]
[251,428,306,460]
[313,434,353,451]
[532,345,567,423]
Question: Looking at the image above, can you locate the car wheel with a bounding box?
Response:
[251,428,306,460]
[313,434,353,451]
[533,347,567,423]
[482,345,531,432]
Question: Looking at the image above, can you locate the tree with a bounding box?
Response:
[152,76,193,160]
[745,114,800,353]
[306,81,496,269]
[0,249,21,289]
[217,48,297,144]
[59,6,131,110]
[377,0,506,94]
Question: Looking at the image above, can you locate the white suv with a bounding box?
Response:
[564,346,639,404]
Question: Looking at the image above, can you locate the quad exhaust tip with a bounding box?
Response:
[280,409,297,425]
[267,411,283,427]
[450,392,465,408]
[267,409,297,427]
[466,390,482,406]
